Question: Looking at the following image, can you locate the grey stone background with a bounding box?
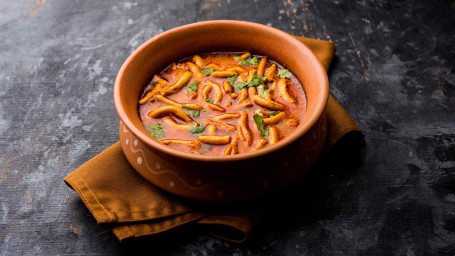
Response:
[1,0,454,255]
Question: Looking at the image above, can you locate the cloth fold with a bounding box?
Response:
[64,36,364,243]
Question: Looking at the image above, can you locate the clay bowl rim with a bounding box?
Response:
[114,20,329,163]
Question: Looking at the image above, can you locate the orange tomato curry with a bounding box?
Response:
[138,52,307,156]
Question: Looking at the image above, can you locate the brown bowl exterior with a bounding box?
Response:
[120,114,326,201]
[114,20,329,202]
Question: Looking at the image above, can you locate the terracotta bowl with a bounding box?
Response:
[114,20,329,202]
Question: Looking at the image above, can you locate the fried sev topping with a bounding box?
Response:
[138,52,303,155]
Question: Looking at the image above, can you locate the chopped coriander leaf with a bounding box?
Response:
[266,111,278,117]
[250,56,259,65]
[190,81,199,91]
[205,98,214,103]
[234,81,249,91]
[201,68,215,75]
[231,99,236,103]
[189,124,206,134]
[147,124,165,139]
[258,85,272,97]
[233,74,267,90]
[188,109,200,117]
[182,106,200,118]
[233,56,240,60]
[253,114,269,137]
[191,121,198,125]
[257,84,265,93]
[248,76,267,87]
[185,81,198,93]
[277,69,293,78]
[239,56,259,66]
[264,89,273,96]
[227,74,238,85]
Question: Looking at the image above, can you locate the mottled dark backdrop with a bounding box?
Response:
[0,0,454,255]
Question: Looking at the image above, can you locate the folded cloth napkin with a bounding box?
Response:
[64,36,364,243]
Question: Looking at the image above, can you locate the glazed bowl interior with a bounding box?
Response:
[114,20,328,161]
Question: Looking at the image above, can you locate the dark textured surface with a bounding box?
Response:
[1,0,454,255]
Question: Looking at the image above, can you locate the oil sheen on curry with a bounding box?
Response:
[138,52,307,156]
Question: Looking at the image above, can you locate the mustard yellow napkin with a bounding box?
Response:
[64,36,364,243]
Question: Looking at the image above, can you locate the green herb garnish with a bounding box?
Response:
[201,68,215,75]
[253,114,268,137]
[239,56,259,66]
[233,73,267,91]
[266,111,278,117]
[233,56,240,60]
[189,124,206,134]
[248,74,267,87]
[147,124,165,139]
[191,81,199,88]
[277,69,293,78]
[257,85,272,98]
[185,81,199,92]
[234,81,249,91]
[227,74,238,85]
[205,98,214,103]
[182,106,200,118]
